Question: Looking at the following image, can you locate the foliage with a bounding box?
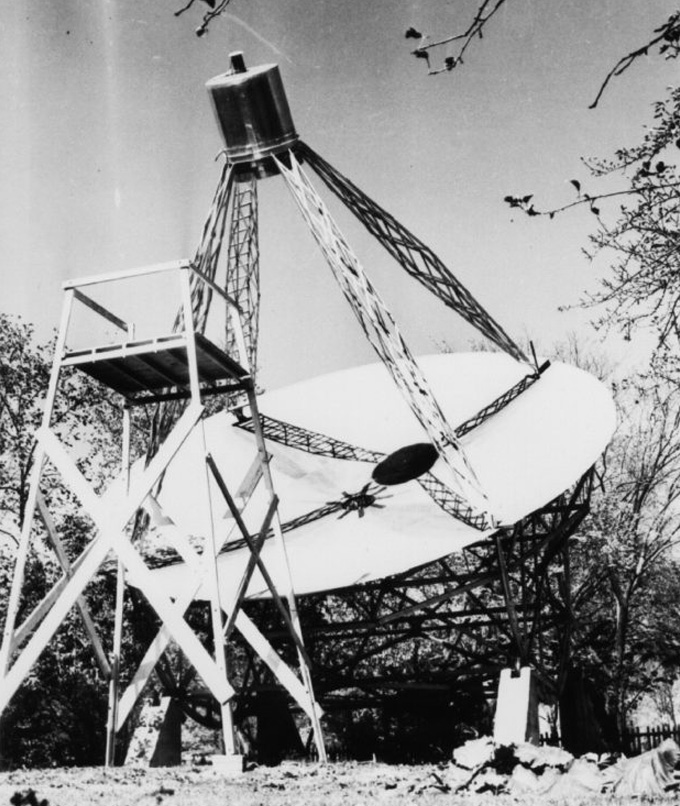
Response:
[0,313,125,545]
[500,41,680,383]
[0,314,146,768]
[404,0,507,75]
[171,0,680,103]
[579,90,680,380]
[569,378,680,739]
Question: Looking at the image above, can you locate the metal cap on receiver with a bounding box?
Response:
[206,52,298,175]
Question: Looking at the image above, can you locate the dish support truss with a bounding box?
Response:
[191,469,592,755]
[0,260,326,765]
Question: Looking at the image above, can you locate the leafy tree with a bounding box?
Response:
[503,86,680,384]
[569,378,680,741]
[0,314,139,768]
[0,313,124,544]
[578,90,680,382]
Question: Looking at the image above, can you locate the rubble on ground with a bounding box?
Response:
[446,736,680,798]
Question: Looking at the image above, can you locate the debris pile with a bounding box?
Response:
[446,736,680,797]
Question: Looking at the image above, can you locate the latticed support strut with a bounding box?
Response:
[148,164,236,452]
[298,141,528,365]
[275,150,492,524]
[225,173,260,380]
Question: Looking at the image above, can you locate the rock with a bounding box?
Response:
[514,741,574,771]
[507,764,542,794]
[452,736,495,770]
[608,738,680,797]
[542,758,605,797]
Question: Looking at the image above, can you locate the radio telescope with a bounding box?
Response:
[137,53,615,752]
[0,51,615,766]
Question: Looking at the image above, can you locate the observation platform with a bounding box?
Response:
[63,333,249,403]
[60,259,252,406]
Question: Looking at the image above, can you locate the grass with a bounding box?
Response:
[1,761,677,806]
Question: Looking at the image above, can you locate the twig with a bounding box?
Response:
[505,180,680,219]
[0,527,19,546]
[590,13,680,108]
[412,0,508,75]
[195,0,234,37]
[175,0,233,36]
[174,0,197,18]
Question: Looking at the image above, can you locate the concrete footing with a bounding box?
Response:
[493,666,539,746]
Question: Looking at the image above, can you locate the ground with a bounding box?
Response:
[0,762,675,806]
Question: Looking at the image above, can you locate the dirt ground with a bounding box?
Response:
[0,761,670,806]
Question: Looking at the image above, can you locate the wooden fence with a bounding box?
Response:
[541,724,680,756]
[623,724,680,756]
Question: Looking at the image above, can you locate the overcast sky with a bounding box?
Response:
[1,1,677,388]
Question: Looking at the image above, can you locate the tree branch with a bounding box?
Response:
[175,0,234,37]
[407,0,508,75]
[0,526,19,546]
[590,13,680,109]
[504,180,680,219]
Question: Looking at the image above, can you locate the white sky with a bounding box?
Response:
[0,1,677,389]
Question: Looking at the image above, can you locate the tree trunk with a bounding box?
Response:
[613,595,630,743]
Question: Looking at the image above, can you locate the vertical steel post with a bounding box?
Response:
[0,290,74,686]
[105,404,131,766]
[180,264,237,755]
[245,385,328,763]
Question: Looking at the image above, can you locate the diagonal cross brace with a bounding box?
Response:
[0,404,234,714]
[35,493,112,678]
[206,455,313,669]
[116,491,322,730]
[222,496,278,641]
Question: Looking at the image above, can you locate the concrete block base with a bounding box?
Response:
[493,666,539,746]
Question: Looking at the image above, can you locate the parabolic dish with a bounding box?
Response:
[138,352,616,600]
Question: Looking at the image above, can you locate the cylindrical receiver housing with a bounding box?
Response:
[206,57,298,171]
